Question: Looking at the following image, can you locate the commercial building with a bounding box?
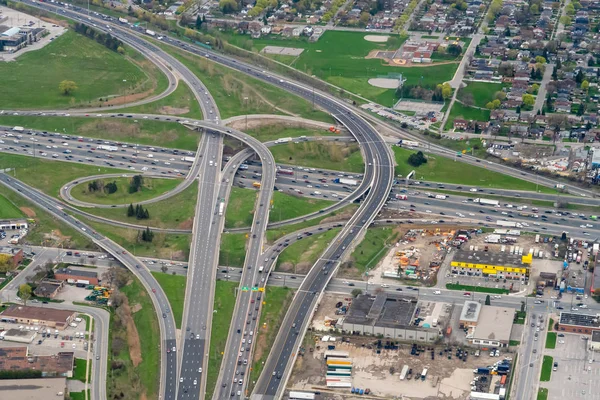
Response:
[0,305,75,330]
[450,250,530,279]
[54,267,99,286]
[0,246,23,268]
[558,312,600,334]
[341,293,440,342]
[0,219,28,230]
[0,26,47,53]
[1,328,37,343]
[0,347,73,378]
[33,279,64,299]
[0,378,67,399]
[460,301,514,348]
[589,331,600,352]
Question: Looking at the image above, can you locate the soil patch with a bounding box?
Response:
[364,35,390,43]
[130,303,142,313]
[177,219,194,230]
[20,207,36,217]
[121,299,143,367]
[103,88,154,106]
[159,106,190,115]
[368,78,401,89]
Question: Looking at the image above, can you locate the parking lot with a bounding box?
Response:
[541,332,600,399]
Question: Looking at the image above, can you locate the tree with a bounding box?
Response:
[561,231,567,241]
[441,83,452,99]
[447,44,462,57]
[535,56,547,64]
[195,15,203,30]
[359,11,370,26]
[117,46,125,55]
[494,91,507,101]
[219,0,237,13]
[522,94,535,107]
[407,151,428,167]
[575,69,584,84]
[141,226,154,242]
[59,80,78,95]
[127,203,135,217]
[485,294,491,305]
[18,284,32,305]
[351,288,363,298]
[161,265,168,273]
[581,80,589,91]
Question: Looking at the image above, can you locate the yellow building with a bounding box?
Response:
[450,250,530,278]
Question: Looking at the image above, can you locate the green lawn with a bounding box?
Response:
[509,340,520,346]
[0,30,150,109]
[71,177,181,205]
[514,311,526,325]
[0,153,127,198]
[219,233,247,267]
[458,81,505,108]
[270,142,364,173]
[546,332,557,349]
[156,41,333,122]
[69,391,89,400]
[393,147,555,191]
[0,186,94,249]
[78,184,197,229]
[206,281,238,399]
[348,226,400,275]
[69,358,90,382]
[225,187,336,228]
[82,217,191,260]
[246,124,333,143]
[445,283,510,295]
[537,388,548,400]
[151,272,186,329]
[276,228,340,273]
[220,30,457,105]
[0,115,201,151]
[119,80,203,120]
[444,102,491,130]
[248,286,294,392]
[540,356,553,382]
[265,204,358,243]
[0,194,24,219]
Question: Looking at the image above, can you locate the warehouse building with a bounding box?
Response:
[54,267,99,286]
[341,293,440,342]
[450,250,531,279]
[0,328,36,343]
[0,347,73,378]
[0,219,28,230]
[0,378,66,399]
[33,279,64,299]
[460,301,515,348]
[589,331,600,352]
[0,305,75,330]
[558,312,600,334]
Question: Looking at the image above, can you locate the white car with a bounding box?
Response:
[433,290,441,295]
[193,379,197,385]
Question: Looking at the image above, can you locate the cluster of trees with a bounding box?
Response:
[88,180,118,195]
[73,22,124,53]
[129,8,171,31]
[393,0,419,31]
[139,227,154,243]
[127,204,150,220]
[0,370,42,379]
[487,0,503,22]
[219,0,239,13]
[0,254,14,273]
[530,67,543,80]
[407,151,428,167]
[128,175,144,194]
[18,284,32,305]
[446,44,462,57]
[58,80,78,96]
[395,83,451,102]
[321,0,345,23]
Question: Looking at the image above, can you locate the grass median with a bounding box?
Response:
[206,281,238,399]
[0,194,24,219]
[270,141,364,173]
[71,177,182,206]
[69,358,90,382]
[248,286,294,392]
[247,125,334,142]
[540,356,553,381]
[151,272,186,329]
[537,388,548,400]
[445,283,510,295]
[341,226,401,278]
[546,332,557,349]
[219,233,247,267]
[276,228,340,274]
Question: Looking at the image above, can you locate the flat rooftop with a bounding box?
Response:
[0,347,74,375]
[4,328,36,339]
[559,312,600,328]
[472,306,514,343]
[592,330,600,343]
[0,377,66,400]
[344,293,417,329]
[0,305,74,323]
[452,250,529,269]
[460,301,482,323]
[55,267,98,278]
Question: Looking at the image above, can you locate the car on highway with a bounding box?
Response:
[463,292,471,297]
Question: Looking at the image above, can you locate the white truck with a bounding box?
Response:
[118,17,128,23]
[12,126,24,132]
[258,266,264,273]
[146,29,156,37]
[181,156,195,162]
[496,220,523,228]
[474,198,499,206]
[218,201,225,216]
[275,137,292,144]
[435,194,447,200]
[98,145,118,152]
[335,178,358,186]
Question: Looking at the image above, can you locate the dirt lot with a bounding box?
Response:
[288,333,509,399]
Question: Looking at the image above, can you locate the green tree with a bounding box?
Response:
[219,0,237,13]
[195,15,203,29]
[485,294,491,305]
[441,83,452,99]
[535,56,547,64]
[351,288,363,298]
[18,284,32,305]
[447,44,462,56]
[127,203,135,217]
[522,94,535,107]
[407,151,428,167]
[117,46,125,54]
[581,80,589,91]
[560,15,571,25]
[58,80,78,95]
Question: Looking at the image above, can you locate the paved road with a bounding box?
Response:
[533,64,554,115]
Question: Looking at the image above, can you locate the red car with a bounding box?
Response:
[152,288,156,293]
[463,292,471,297]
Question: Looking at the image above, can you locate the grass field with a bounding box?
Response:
[108,274,160,400]
[0,30,150,109]
[0,194,24,219]
[69,391,89,400]
[248,286,293,392]
[71,177,181,205]
[246,124,333,143]
[70,358,89,382]
[444,102,491,130]
[225,187,257,228]
[78,184,197,229]
[0,154,127,198]
[151,272,186,329]
[537,388,548,400]
[540,356,553,381]
[0,115,201,151]
[445,283,510,294]
[265,204,358,243]
[0,186,93,249]
[546,332,557,349]
[220,30,457,105]
[206,281,238,399]
[120,80,203,120]
[509,340,520,346]
[157,41,333,122]
[82,217,191,260]
[347,226,400,276]
[458,81,506,108]
[393,147,555,192]
[276,228,340,273]
[219,233,247,267]
[270,141,364,173]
